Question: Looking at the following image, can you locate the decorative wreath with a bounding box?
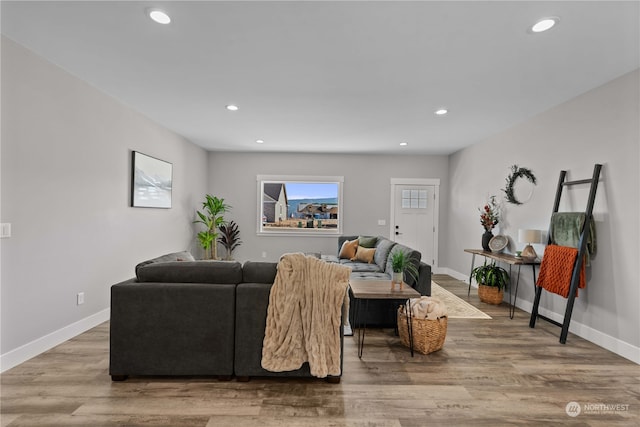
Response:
[502,165,537,205]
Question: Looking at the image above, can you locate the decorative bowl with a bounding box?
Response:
[488,235,508,253]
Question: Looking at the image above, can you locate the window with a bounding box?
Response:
[257,175,343,236]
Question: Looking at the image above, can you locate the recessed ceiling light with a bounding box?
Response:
[531,17,559,33]
[256,139,264,144]
[148,9,171,24]
[225,104,239,111]
[399,142,408,146]
[434,108,448,116]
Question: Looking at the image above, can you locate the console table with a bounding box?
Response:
[464,249,540,319]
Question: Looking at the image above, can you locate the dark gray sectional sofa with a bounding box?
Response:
[110,236,431,380]
[110,252,342,382]
[323,235,432,327]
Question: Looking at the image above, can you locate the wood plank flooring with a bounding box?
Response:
[2,275,638,426]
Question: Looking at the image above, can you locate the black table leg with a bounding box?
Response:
[356,298,369,359]
[405,300,414,357]
[468,253,477,296]
[509,265,522,319]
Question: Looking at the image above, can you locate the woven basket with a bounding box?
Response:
[397,306,447,355]
[478,284,504,305]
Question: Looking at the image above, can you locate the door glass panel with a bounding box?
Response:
[402,188,428,209]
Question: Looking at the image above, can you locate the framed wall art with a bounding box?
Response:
[131,151,172,208]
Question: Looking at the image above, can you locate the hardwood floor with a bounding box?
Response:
[2,275,638,426]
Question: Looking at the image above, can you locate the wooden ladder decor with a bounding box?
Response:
[529,164,602,344]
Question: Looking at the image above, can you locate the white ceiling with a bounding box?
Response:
[2,1,639,155]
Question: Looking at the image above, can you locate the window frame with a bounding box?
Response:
[256,175,344,236]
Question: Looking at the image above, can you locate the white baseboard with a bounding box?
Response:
[446,269,639,365]
[435,267,472,285]
[0,308,110,373]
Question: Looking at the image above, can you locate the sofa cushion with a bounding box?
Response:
[339,260,382,273]
[242,261,277,283]
[352,246,375,263]
[339,239,359,259]
[374,238,396,271]
[136,260,242,284]
[134,251,195,277]
[349,271,390,281]
[358,236,378,248]
[321,254,340,263]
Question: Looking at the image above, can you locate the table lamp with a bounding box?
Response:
[518,229,542,259]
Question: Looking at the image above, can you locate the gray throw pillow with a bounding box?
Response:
[374,239,396,271]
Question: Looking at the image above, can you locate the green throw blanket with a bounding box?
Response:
[549,212,597,265]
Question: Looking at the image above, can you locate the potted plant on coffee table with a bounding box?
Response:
[471,260,509,304]
[390,251,419,288]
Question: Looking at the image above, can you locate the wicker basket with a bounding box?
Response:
[397,306,447,355]
[478,284,504,305]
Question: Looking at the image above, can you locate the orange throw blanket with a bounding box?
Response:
[536,245,586,298]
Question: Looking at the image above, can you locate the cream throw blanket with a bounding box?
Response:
[405,296,448,320]
[261,253,351,378]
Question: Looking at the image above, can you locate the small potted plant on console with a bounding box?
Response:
[471,260,509,304]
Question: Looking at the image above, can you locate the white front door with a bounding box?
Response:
[390,179,439,267]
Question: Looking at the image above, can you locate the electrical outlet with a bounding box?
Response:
[77,292,85,305]
[378,219,386,226]
[262,252,267,258]
[0,223,11,238]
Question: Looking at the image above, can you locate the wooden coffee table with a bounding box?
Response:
[349,279,420,357]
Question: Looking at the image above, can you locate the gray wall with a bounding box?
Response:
[0,37,208,364]
[445,69,640,359]
[207,152,448,262]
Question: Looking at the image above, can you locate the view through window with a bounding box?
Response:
[257,175,343,235]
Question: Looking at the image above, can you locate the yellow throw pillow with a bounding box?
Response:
[352,246,376,263]
[339,239,359,259]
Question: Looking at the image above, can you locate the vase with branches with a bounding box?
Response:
[479,195,500,251]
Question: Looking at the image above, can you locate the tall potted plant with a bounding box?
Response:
[471,260,509,304]
[194,194,230,260]
[390,251,419,287]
